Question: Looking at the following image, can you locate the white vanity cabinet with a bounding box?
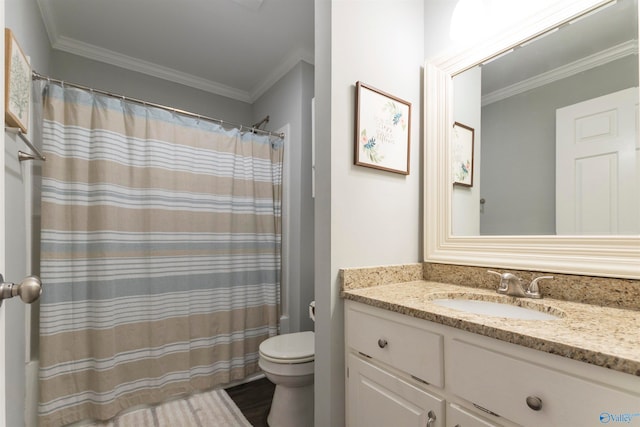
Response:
[346,302,446,427]
[345,300,640,427]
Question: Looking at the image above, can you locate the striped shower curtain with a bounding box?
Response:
[37,82,283,427]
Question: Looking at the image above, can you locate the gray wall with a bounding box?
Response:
[252,61,315,334]
[6,0,51,75]
[50,51,253,125]
[480,55,638,235]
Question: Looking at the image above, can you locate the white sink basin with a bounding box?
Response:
[432,298,561,320]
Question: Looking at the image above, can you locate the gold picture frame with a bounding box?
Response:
[5,28,31,133]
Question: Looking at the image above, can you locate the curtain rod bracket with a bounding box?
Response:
[18,151,37,162]
[5,127,46,161]
[252,115,270,129]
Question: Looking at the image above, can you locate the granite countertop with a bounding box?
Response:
[342,280,640,376]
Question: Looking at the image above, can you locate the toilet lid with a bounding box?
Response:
[259,331,315,363]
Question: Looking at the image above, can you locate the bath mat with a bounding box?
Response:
[84,388,252,427]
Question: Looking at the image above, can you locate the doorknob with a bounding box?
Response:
[0,274,42,305]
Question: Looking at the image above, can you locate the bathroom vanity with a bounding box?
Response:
[343,280,640,427]
[343,0,640,424]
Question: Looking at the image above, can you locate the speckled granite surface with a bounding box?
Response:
[424,263,640,311]
[340,263,423,290]
[340,264,640,376]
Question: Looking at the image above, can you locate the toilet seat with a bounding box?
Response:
[259,331,314,364]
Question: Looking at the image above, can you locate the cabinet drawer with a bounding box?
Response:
[346,304,443,387]
[449,339,640,427]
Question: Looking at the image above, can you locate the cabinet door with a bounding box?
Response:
[347,353,444,427]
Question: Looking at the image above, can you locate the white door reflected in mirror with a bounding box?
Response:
[556,87,639,235]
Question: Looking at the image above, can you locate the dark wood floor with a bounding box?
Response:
[226,377,275,427]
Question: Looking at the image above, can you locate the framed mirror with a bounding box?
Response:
[424,0,640,279]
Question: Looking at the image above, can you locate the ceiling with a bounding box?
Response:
[36,0,635,106]
[482,0,638,97]
[36,0,315,103]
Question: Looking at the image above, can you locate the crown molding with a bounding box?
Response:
[482,39,638,106]
[36,0,59,47]
[52,36,253,103]
[249,47,315,102]
[36,0,313,104]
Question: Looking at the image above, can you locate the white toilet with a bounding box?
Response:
[258,305,315,427]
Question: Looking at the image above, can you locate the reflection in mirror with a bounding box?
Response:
[452,0,639,236]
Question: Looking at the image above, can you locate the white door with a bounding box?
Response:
[1,1,7,423]
[0,127,6,427]
[3,136,32,427]
[1,5,31,424]
[556,87,639,234]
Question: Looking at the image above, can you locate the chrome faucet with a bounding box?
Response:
[487,271,553,299]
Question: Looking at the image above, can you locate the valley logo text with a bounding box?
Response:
[600,412,640,424]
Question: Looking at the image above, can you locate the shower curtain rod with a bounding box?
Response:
[32,71,285,139]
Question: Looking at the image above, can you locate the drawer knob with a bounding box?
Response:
[377,338,388,348]
[526,396,543,411]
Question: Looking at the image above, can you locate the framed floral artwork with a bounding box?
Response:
[355,81,411,175]
[5,28,31,133]
[452,121,474,187]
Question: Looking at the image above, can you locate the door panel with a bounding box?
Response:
[1,3,7,423]
[1,9,31,422]
[556,87,639,234]
[3,143,29,427]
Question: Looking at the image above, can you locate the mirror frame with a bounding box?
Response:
[424,0,640,279]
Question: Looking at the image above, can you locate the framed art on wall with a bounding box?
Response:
[452,121,474,187]
[355,81,411,175]
[5,28,31,133]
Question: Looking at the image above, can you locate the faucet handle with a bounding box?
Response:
[526,276,554,299]
[487,270,519,279]
[487,270,520,294]
[487,270,506,292]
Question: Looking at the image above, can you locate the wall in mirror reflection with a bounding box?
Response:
[452,0,639,236]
